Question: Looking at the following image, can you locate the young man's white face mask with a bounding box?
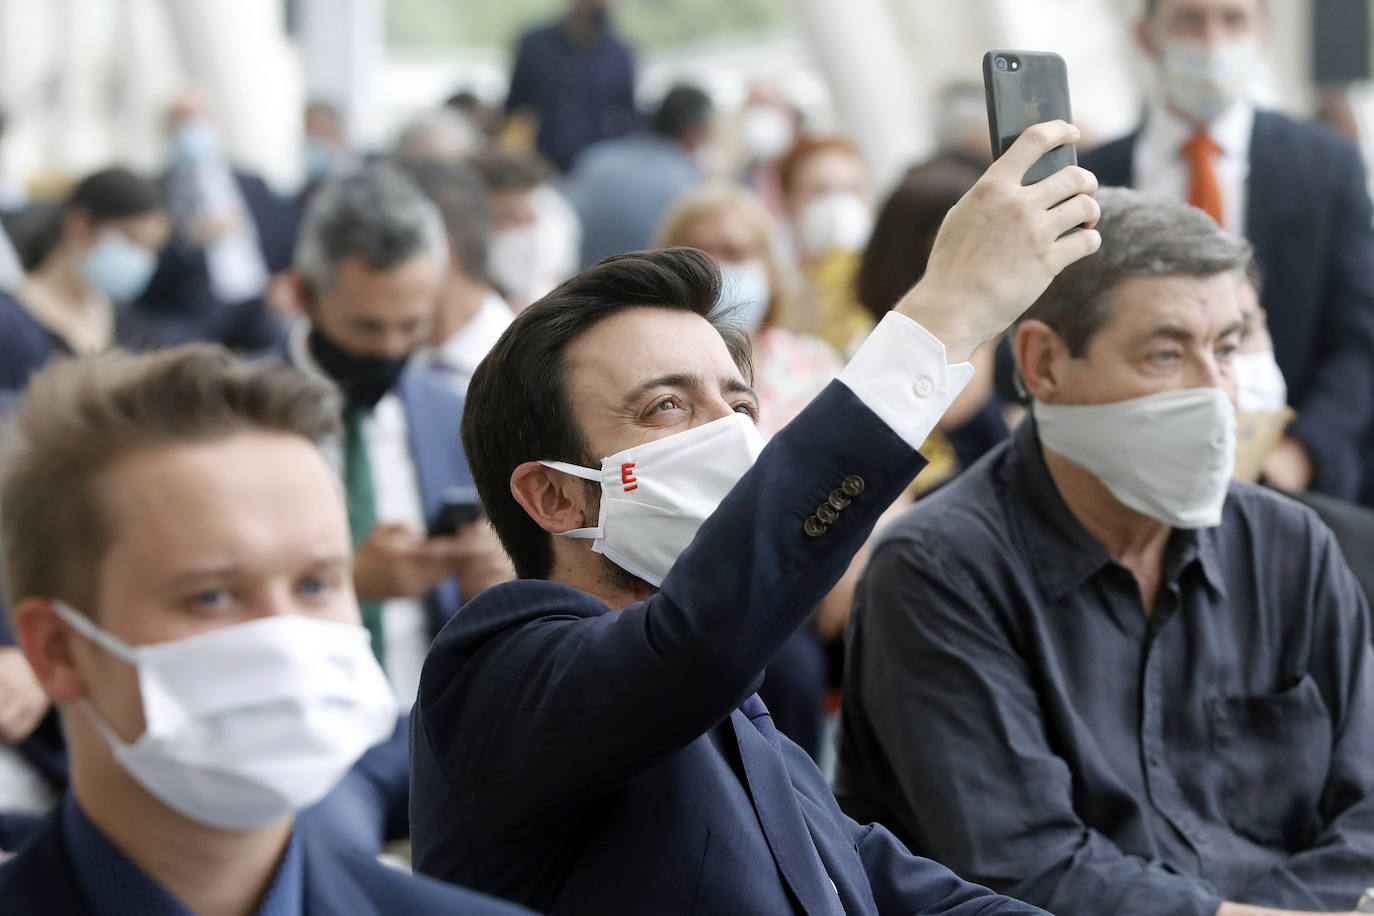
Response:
[54,602,397,831]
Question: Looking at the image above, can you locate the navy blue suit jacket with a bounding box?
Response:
[411,381,1046,915]
[261,343,474,637]
[1081,111,1374,500]
[0,801,533,915]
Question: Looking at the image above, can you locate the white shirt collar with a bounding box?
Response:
[1140,98,1256,162]
[432,291,514,379]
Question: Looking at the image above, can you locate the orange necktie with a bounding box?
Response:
[1181,132,1224,227]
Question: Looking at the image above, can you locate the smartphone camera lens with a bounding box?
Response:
[995,56,1008,71]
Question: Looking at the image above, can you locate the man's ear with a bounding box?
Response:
[12,599,87,703]
[510,462,593,534]
[290,271,317,320]
[1015,320,1070,404]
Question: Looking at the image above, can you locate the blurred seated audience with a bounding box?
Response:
[394,107,483,166]
[1082,0,1374,504]
[0,167,169,393]
[134,88,299,351]
[564,83,712,268]
[858,154,1009,493]
[503,0,636,172]
[444,90,500,139]
[835,189,1374,916]
[469,149,580,311]
[393,156,513,395]
[778,134,875,354]
[303,99,359,189]
[656,181,844,758]
[262,165,513,856]
[0,345,532,914]
[932,81,994,167]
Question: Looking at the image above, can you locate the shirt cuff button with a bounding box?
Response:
[914,377,934,398]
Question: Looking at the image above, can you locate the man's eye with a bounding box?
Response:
[734,402,760,421]
[1148,351,1180,365]
[652,398,681,413]
[188,589,230,611]
[298,576,330,597]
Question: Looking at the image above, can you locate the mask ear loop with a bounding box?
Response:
[538,461,606,539]
[48,600,145,751]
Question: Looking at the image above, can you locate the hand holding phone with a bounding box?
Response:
[983,50,1077,185]
[428,486,484,539]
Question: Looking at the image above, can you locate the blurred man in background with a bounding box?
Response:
[302,99,358,189]
[393,156,513,396]
[1082,0,1374,503]
[836,189,1374,916]
[0,346,531,915]
[267,164,513,855]
[470,149,580,311]
[135,88,299,352]
[503,0,636,172]
[563,84,713,268]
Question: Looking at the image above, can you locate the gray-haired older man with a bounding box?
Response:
[835,188,1374,916]
[268,163,512,854]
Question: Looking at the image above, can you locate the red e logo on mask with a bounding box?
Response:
[621,462,638,492]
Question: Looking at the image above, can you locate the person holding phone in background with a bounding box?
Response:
[263,163,513,857]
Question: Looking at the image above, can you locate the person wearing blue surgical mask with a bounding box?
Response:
[656,182,847,762]
[0,167,169,393]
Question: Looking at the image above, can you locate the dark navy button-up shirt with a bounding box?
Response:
[504,20,636,172]
[834,417,1374,915]
[65,795,305,916]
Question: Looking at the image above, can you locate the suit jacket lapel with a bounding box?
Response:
[301,834,378,915]
[729,710,842,916]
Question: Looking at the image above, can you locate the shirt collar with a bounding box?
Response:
[1140,98,1256,160]
[1003,417,1227,603]
[431,290,513,378]
[63,795,306,916]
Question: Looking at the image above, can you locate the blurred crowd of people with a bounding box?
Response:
[0,0,1373,914]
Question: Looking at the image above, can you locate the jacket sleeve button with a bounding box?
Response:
[816,503,839,524]
[841,475,865,497]
[803,516,828,538]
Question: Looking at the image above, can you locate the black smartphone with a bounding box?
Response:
[983,50,1076,185]
[428,486,484,538]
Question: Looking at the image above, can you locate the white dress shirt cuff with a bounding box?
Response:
[837,311,976,451]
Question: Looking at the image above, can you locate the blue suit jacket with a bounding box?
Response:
[1081,110,1374,501]
[0,800,533,915]
[260,342,475,638]
[410,381,1046,915]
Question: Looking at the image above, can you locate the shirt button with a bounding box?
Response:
[914,377,934,398]
[841,475,865,497]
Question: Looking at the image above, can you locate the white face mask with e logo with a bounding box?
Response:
[540,412,765,587]
[53,602,397,831]
[1033,387,1237,529]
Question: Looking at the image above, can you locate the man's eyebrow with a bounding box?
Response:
[619,373,704,412]
[1215,319,1244,341]
[723,378,759,402]
[1143,324,1195,344]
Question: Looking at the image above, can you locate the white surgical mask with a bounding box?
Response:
[53,602,397,831]
[81,233,157,305]
[488,225,550,305]
[717,260,772,332]
[172,119,222,166]
[1158,38,1260,125]
[798,192,872,258]
[540,412,765,587]
[1232,350,1288,412]
[742,105,795,162]
[1034,387,1237,529]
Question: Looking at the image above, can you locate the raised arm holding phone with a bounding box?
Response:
[408,122,1099,914]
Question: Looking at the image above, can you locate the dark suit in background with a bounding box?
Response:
[1082,111,1374,501]
[132,169,298,351]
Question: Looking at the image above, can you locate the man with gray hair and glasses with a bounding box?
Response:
[267,163,512,855]
[835,188,1374,916]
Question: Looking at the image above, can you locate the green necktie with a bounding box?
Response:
[343,402,386,666]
